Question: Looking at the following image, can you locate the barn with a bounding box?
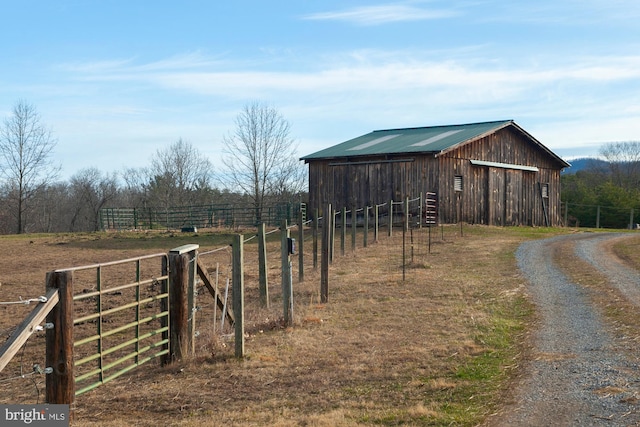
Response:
[301,120,570,227]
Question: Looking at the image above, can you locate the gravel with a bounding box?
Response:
[487,233,640,426]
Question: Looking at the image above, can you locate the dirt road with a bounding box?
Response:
[488,233,640,426]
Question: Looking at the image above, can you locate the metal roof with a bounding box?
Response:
[301,120,570,168]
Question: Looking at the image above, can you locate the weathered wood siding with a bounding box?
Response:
[437,127,564,226]
[306,125,565,226]
[307,156,440,217]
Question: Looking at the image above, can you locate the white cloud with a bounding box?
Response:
[302,3,457,25]
[45,47,640,174]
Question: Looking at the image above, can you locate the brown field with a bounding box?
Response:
[0,225,569,426]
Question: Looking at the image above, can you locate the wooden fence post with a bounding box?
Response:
[298,207,305,283]
[168,244,199,361]
[258,223,269,307]
[160,257,170,365]
[419,192,424,229]
[363,206,369,248]
[281,220,293,325]
[313,209,319,269]
[389,199,394,237]
[341,208,346,256]
[351,205,357,252]
[321,204,331,303]
[232,234,245,358]
[330,208,336,263]
[405,197,410,232]
[46,270,75,415]
[374,204,379,242]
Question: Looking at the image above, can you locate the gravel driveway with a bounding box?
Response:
[487,233,640,426]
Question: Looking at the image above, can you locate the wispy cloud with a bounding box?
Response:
[59,51,224,74]
[302,3,457,26]
[59,50,640,110]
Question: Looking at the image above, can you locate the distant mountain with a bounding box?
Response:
[562,157,609,174]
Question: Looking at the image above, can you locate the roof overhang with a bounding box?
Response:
[470,159,539,172]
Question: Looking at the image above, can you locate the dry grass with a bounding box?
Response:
[612,234,640,271]
[0,225,562,426]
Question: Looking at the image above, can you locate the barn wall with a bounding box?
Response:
[437,127,564,226]
[306,126,565,226]
[306,155,440,217]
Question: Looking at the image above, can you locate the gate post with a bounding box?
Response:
[168,244,199,362]
[46,270,75,416]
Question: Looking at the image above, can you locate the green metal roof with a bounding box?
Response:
[301,120,569,168]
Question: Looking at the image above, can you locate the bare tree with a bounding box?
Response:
[222,102,305,223]
[69,168,119,231]
[0,100,59,233]
[147,139,213,209]
[599,141,640,189]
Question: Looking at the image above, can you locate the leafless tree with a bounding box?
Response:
[147,138,213,210]
[69,168,119,231]
[599,141,640,189]
[0,100,59,233]
[222,102,305,223]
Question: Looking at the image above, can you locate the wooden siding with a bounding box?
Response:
[437,127,564,226]
[306,125,565,226]
[307,156,440,217]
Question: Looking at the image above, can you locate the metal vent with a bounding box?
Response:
[454,175,463,192]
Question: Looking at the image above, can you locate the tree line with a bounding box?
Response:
[0,100,306,234]
[562,141,640,228]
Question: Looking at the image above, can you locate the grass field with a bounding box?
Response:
[0,225,580,426]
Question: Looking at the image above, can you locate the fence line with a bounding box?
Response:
[0,288,59,373]
[100,202,305,231]
[3,193,457,416]
[562,201,639,229]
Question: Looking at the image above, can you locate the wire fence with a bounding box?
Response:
[2,194,467,410]
[100,202,305,231]
[563,201,640,229]
[0,294,54,404]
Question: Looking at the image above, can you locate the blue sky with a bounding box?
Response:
[1,1,639,180]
